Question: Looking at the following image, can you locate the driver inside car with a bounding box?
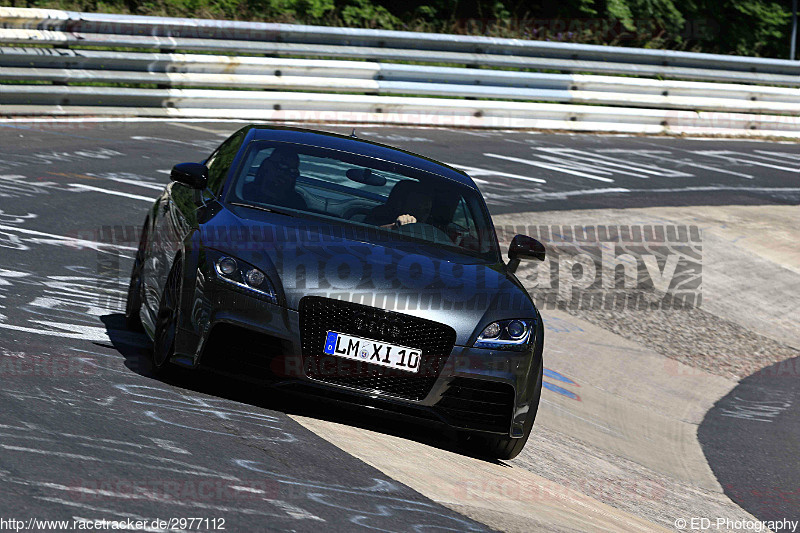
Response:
[365,180,433,228]
[245,147,307,210]
[390,191,432,228]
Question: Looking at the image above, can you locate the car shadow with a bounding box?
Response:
[98,313,509,465]
[97,313,156,378]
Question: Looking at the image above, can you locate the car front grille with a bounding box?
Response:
[436,377,515,433]
[299,296,456,401]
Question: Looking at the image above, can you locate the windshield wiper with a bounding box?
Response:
[229,202,297,217]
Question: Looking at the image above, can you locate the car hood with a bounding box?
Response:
[203,205,536,345]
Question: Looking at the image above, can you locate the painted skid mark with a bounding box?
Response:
[719,396,793,423]
[0,148,124,172]
[0,174,60,198]
[543,368,581,401]
[543,382,581,401]
[235,459,486,532]
[544,368,579,386]
[0,224,137,252]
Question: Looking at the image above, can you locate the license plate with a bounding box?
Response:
[323,331,421,374]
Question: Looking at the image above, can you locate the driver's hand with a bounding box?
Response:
[395,214,417,227]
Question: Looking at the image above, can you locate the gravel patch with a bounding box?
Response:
[497,207,800,380]
[516,271,800,380]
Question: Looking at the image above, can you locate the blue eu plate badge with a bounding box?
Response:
[324,332,338,355]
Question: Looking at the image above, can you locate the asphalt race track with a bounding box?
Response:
[699,356,800,531]
[1,121,799,213]
[0,119,798,531]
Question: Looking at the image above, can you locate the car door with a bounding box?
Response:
[142,130,245,322]
[141,179,198,324]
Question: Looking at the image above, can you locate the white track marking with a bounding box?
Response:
[68,184,155,202]
[87,175,165,190]
[129,136,221,150]
[149,438,191,455]
[693,151,795,173]
[536,148,691,178]
[444,162,547,184]
[495,187,631,200]
[753,150,800,161]
[486,185,800,203]
[142,411,297,443]
[738,151,800,165]
[231,486,266,494]
[0,443,236,479]
[0,224,136,251]
[454,130,500,137]
[0,174,60,198]
[167,122,232,135]
[679,137,797,144]
[19,480,286,518]
[264,500,326,521]
[0,320,147,347]
[595,149,755,179]
[0,322,109,341]
[484,153,615,183]
[0,268,30,284]
[34,499,187,533]
[643,185,800,194]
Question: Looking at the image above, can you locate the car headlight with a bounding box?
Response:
[474,319,535,351]
[208,250,277,303]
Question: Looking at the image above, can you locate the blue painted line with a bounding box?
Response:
[543,381,581,401]
[544,368,578,386]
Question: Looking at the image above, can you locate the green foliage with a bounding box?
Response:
[340,0,400,28]
[0,0,795,58]
[705,0,792,56]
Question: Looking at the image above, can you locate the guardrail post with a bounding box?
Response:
[792,0,798,60]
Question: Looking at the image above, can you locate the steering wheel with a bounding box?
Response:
[446,222,471,246]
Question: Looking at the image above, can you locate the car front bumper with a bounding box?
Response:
[177,277,543,438]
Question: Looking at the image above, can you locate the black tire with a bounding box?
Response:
[125,222,148,331]
[152,256,183,374]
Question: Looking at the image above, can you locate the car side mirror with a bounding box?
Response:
[507,234,546,273]
[170,162,208,190]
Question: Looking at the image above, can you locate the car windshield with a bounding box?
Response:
[225,140,500,261]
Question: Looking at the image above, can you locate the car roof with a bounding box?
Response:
[244,125,478,189]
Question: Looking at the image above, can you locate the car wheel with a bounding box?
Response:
[152,256,182,373]
[124,222,148,331]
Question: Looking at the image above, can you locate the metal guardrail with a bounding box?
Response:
[4,8,800,75]
[1,7,799,136]
[3,26,800,86]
